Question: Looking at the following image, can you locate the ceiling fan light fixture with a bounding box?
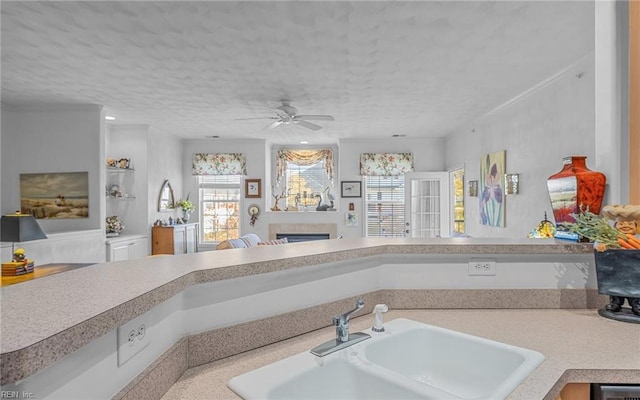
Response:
[240,101,334,132]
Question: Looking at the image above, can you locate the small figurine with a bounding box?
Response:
[13,247,26,263]
[117,158,130,169]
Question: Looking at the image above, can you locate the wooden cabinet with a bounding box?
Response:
[556,383,590,400]
[107,235,149,261]
[152,223,199,255]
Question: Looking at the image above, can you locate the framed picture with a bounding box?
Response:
[341,181,362,198]
[20,172,89,219]
[480,150,506,227]
[245,179,261,198]
[345,212,358,226]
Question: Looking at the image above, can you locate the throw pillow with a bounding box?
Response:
[257,238,289,246]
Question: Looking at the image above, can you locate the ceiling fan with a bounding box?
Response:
[236,100,334,131]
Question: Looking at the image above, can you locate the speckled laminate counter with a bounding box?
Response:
[161,309,640,400]
[0,238,592,385]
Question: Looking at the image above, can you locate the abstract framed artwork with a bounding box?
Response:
[479,151,506,227]
[345,212,358,226]
[20,171,89,219]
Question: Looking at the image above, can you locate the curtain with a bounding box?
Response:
[360,153,414,176]
[276,149,334,183]
[192,153,247,175]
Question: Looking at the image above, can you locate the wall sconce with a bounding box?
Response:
[505,174,520,195]
[468,180,479,197]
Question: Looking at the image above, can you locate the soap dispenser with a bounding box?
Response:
[372,304,388,332]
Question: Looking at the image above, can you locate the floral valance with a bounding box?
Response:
[192,153,247,175]
[359,153,414,176]
[276,149,334,183]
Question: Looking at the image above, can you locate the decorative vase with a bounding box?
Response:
[547,156,606,240]
[594,249,640,323]
[182,210,191,222]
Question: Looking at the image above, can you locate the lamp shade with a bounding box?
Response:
[1,214,47,243]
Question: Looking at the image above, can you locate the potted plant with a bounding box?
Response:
[176,195,195,222]
[106,215,124,237]
[567,205,640,323]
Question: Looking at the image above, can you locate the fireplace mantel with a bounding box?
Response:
[268,223,338,240]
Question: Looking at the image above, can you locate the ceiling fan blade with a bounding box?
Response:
[234,117,277,120]
[264,120,283,130]
[295,120,322,131]
[296,115,334,121]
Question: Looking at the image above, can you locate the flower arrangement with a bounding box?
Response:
[106,215,124,235]
[176,196,195,213]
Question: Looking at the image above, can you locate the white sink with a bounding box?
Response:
[262,356,431,400]
[364,319,545,399]
[228,318,544,400]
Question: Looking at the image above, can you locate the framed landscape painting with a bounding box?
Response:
[20,172,89,219]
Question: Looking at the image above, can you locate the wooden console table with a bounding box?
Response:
[1,263,94,287]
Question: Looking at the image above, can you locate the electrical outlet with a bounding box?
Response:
[117,314,150,367]
[468,259,496,276]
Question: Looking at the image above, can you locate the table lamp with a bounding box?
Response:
[1,212,47,276]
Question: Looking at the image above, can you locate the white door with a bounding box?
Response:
[404,172,450,238]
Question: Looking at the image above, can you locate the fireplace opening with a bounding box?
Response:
[276,233,330,243]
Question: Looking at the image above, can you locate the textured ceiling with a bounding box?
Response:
[1,1,594,143]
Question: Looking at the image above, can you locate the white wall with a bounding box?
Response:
[445,54,596,238]
[337,138,446,238]
[180,137,446,243]
[106,124,149,236]
[0,105,107,263]
[594,0,629,205]
[181,139,267,248]
[147,128,184,228]
[1,105,104,231]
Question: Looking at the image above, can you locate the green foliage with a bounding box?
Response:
[176,197,195,212]
[567,210,621,248]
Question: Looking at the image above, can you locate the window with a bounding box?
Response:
[283,158,332,210]
[275,149,335,211]
[451,168,465,233]
[365,176,406,237]
[198,175,241,243]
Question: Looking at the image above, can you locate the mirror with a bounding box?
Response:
[158,180,175,212]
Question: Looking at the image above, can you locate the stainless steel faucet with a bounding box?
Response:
[333,298,365,342]
[310,299,371,357]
